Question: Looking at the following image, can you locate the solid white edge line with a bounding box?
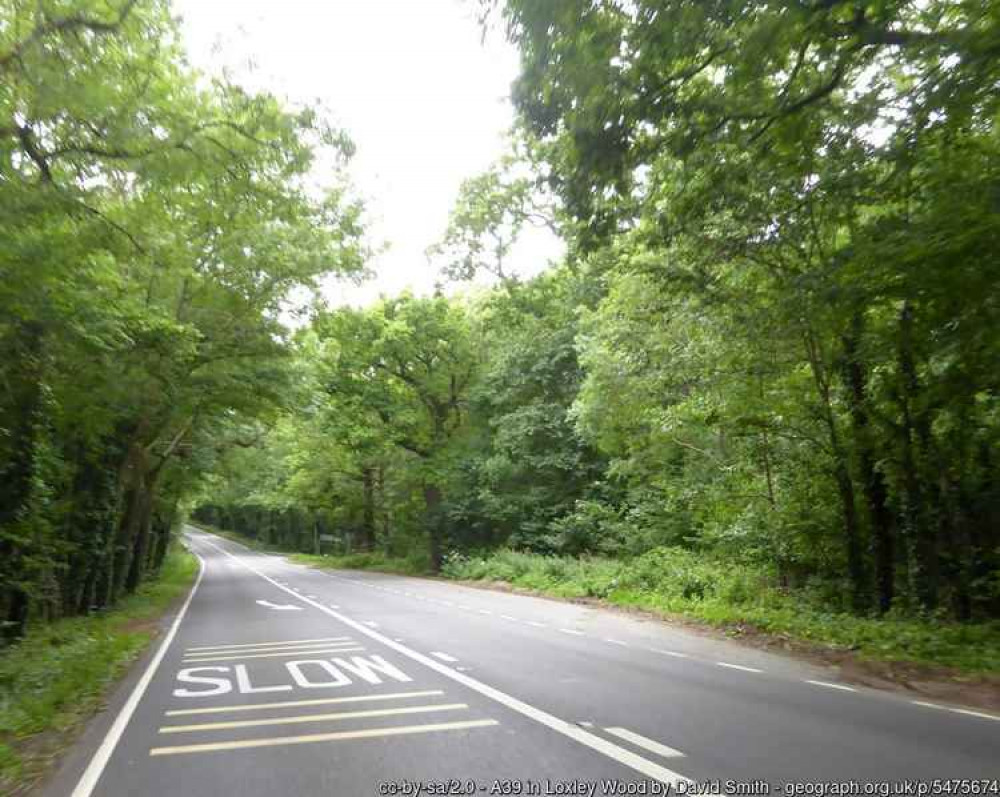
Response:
[605,727,685,759]
[196,535,692,787]
[949,707,1000,721]
[71,548,206,797]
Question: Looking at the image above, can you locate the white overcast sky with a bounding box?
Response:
[172,0,562,304]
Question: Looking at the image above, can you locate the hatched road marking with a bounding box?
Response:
[149,720,501,757]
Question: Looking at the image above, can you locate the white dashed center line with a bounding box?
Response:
[805,680,855,692]
[715,662,762,674]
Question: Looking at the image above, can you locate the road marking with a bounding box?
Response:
[500,614,519,622]
[654,650,689,659]
[478,609,493,615]
[186,637,351,653]
[805,680,855,692]
[185,640,356,657]
[526,621,547,628]
[183,646,364,663]
[605,727,685,759]
[197,536,693,786]
[150,719,500,757]
[160,703,469,734]
[329,604,340,609]
[165,690,445,716]
[71,552,206,797]
[559,628,585,636]
[950,707,1000,721]
[459,605,474,611]
[431,652,459,663]
[912,700,943,710]
[255,599,303,611]
[605,638,629,647]
[715,662,762,673]
[363,621,379,628]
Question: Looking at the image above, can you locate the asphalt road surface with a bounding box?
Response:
[46,529,1000,797]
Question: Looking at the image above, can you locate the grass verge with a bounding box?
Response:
[0,545,199,795]
[441,548,1000,675]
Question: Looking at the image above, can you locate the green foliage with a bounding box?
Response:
[191,0,998,680]
[292,550,431,577]
[0,545,198,791]
[1,0,365,637]
[443,547,1000,673]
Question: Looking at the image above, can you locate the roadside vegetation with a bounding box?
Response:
[0,546,198,793]
[193,1,999,680]
[206,526,1000,675]
[4,0,999,746]
[0,2,363,641]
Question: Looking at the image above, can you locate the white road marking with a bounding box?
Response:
[71,552,206,797]
[478,609,493,615]
[805,680,855,692]
[715,662,762,673]
[150,720,500,756]
[166,690,445,716]
[160,703,468,734]
[580,721,594,728]
[182,646,363,663]
[198,536,693,786]
[255,599,303,611]
[559,628,585,636]
[950,707,1000,721]
[459,605,474,611]
[500,614,519,622]
[363,621,379,628]
[431,651,460,663]
[654,650,689,659]
[186,637,349,653]
[605,727,685,759]
[329,604,340,609]
[526,621,547,628]
[605,638,629,647]
[912,700,943,709]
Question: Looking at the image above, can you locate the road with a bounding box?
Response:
[46,529,1000,797]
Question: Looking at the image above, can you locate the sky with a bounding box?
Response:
[172,0,562,305]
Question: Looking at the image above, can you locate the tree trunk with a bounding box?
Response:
[842,314,896,613]
[361,466,376,550]
[423,483,444,572]
[897,302,938,611]
[0,321,44,641]
[802,326,867,613]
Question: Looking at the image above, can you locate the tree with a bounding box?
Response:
[0,0,365,638]
[316,295,476,570]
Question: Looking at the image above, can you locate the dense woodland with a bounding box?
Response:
[0,0,364,641]
[3,0,1000,650]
